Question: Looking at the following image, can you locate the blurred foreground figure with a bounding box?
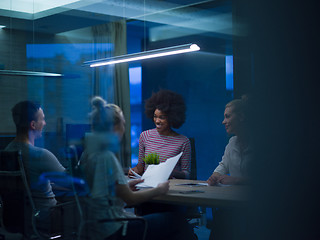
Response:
[79,96,196,240]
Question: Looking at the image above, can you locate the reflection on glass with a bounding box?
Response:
[129,66,142,167]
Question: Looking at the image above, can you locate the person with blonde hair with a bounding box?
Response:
[80,96,196,240]
[206,95,252,240]
[207,95,252,185]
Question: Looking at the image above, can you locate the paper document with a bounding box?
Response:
[136,152,183,188]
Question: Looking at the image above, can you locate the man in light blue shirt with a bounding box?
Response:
[5,101,65,231]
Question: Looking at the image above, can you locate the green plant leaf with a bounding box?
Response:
[144,152,160,165]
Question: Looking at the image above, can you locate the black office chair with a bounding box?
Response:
[0,150,77,240]
[186,138,207,228]
[78,202,148,240]
[189,137,197,180]
[56,146,148,240]
[63,145,82,178]
[0,151,25,239]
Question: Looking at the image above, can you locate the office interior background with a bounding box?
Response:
[1,0,319,239]
[0,0,237,180]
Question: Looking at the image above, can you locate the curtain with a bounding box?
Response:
[91,20,131,168]
[91,24,114,102]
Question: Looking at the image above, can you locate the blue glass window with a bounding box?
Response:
[225,55,234,91]
[129,66,142,167]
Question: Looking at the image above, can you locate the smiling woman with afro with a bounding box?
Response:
[129,89,191,179]
[144,89,186,129]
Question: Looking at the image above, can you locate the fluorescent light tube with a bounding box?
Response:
[0,70,62,77]
[83,43,200,68]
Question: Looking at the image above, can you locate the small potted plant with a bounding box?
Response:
[143,152,160,165]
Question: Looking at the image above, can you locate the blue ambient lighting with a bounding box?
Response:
[225,55,234,91]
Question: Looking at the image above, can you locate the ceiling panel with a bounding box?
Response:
[0,0,232,36]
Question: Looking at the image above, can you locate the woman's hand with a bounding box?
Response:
[170,170,188,179]
[207,172,222,186]
[218,175,245,185]
[207,173,246,185]
[116,180,169,206]
[156,181,170,195]
[128,165,143,178]
[207,175,220,186]
[128,179,144,191]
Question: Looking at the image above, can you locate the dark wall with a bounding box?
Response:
[141,43,233,180]
[0,27,96,168]
[0,135,15,150]
[234,0,320,239]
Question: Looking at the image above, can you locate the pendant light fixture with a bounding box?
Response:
[0,70,63,77]
[0,0,63,77]
[83,43,200,67]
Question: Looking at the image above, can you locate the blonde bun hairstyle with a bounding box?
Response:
[91,96,107,110]
[90,96,124,133]
[90,96,113,132]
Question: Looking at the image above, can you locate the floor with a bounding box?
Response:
[194,225,211,240]
[126,206,212,240]
[189,212,212,240]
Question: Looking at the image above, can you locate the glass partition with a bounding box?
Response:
[0,0,234,177]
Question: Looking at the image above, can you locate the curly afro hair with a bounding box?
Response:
[145,89,186,129]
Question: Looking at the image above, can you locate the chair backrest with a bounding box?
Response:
[0,135,15,150]
[189,138,197,180]
[66,124,91,159]
[63,145,83,178]
[39,171,89,240]
[0,150,36,236]
[58,147,148,240]
[1,150,82,239]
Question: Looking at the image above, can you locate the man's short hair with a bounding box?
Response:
[11,101,41,134]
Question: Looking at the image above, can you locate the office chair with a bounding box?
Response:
[186,138,207,228]
[0,150,46,239]
[49,145,148,240]
[65,124,91,161]
[40,172,147,240]
[0,150,77,240]
[63,145,82,178]
[189,137,197,181]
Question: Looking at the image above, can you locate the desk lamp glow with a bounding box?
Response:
[84,43,200,67]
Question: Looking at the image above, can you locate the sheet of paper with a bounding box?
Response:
[136,152,183,188]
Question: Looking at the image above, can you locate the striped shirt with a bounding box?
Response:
[138,128,191,176]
